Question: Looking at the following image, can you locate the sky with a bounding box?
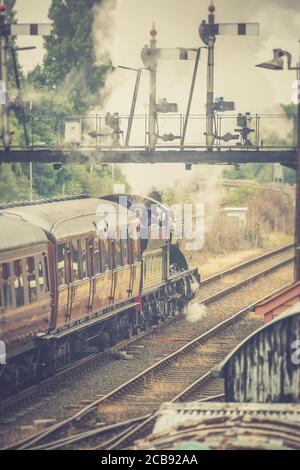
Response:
[13,0,300,193]
[15,0,300,108]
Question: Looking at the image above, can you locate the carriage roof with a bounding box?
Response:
[0,197,134,241]
[0,213,48,252]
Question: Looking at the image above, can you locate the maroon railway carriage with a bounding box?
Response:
[0,195,198,395]
[0,214,51,387]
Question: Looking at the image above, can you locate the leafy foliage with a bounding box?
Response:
[223,161,295,185]
[0,0,129,204]
[30,163,130,199]
[27,0,112,113]
[223,185,260,205]
[0,164,30,202]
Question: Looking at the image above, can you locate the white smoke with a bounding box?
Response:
[92,0,116,65]
[185,302,207,324]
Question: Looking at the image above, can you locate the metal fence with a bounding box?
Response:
[5,112,297,151]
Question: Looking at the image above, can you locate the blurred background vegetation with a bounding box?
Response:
[0,1,296,204]
[0,0,128,203]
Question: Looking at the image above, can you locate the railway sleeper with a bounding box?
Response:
[0,275,195,398]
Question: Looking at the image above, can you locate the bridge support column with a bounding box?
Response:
[295,70,300,281]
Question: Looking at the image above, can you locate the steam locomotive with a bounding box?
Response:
[0,194,199,395]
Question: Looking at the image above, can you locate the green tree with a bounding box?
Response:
[27,0,112,113]
[0,0,129,203]
[30,163,130,200]
[0,164,30,202]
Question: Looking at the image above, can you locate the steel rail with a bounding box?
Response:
[107,284,294,450]
[200,256,294,305]
[201,242,293,285]
[13,265,294,451]
[1,244,292,416]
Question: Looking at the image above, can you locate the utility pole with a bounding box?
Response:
[199,3,259,150]
[256,47,300,281]
[206,4,216,150]
[0,4,51,149]
[142,25,200,150]
[295,64,300,280]
[141,25,158,150]
[111,163,115,188]
[149,24,158,150]
[29,162,33,201]
[0,4,11,149]
[117,65,142,148]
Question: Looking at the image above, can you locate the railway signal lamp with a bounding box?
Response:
[256,49,296,71]
[104,112,123,147]
[199,20,210,46]
[156,98,178,113]
[105,112,121,130]
[236,112,251,128]
[235,113,254,146]
[213,97,235,112]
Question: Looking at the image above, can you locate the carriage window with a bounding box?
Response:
[0,262,12,308]
[94,239,101,275]
[27,256,37,303]
[120,230,129,266]
[114,239,122,268]
[101,237,110,271]
[71,240,80,281]
[38,261,45,292]
[38,256,49,293]
[44,256,50,292]
[80,239,88,278]
[14,260,24,307]
[57,244,66,286]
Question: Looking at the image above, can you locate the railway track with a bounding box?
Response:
[199,242,294,299]
[0,243,292,420]
[5,253,293,450]
[0,322,164,416]
[9,296,276,450]
[0,242,293,411]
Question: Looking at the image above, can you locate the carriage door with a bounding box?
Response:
[56,243,70,325]
[88,239,95,312]
[66,242,74,323]
[129,237,138,297]
[110,240,117,304]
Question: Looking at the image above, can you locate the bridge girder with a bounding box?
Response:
[0,149,297,166]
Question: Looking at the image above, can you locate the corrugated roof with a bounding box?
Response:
[216,300,300,376]
[135,402,300,450]
[0,214,48,253]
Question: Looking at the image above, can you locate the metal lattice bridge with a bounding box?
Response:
[0,111,296,168]
[0,4,297,168]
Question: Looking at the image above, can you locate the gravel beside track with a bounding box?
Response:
[2,258,293,449]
